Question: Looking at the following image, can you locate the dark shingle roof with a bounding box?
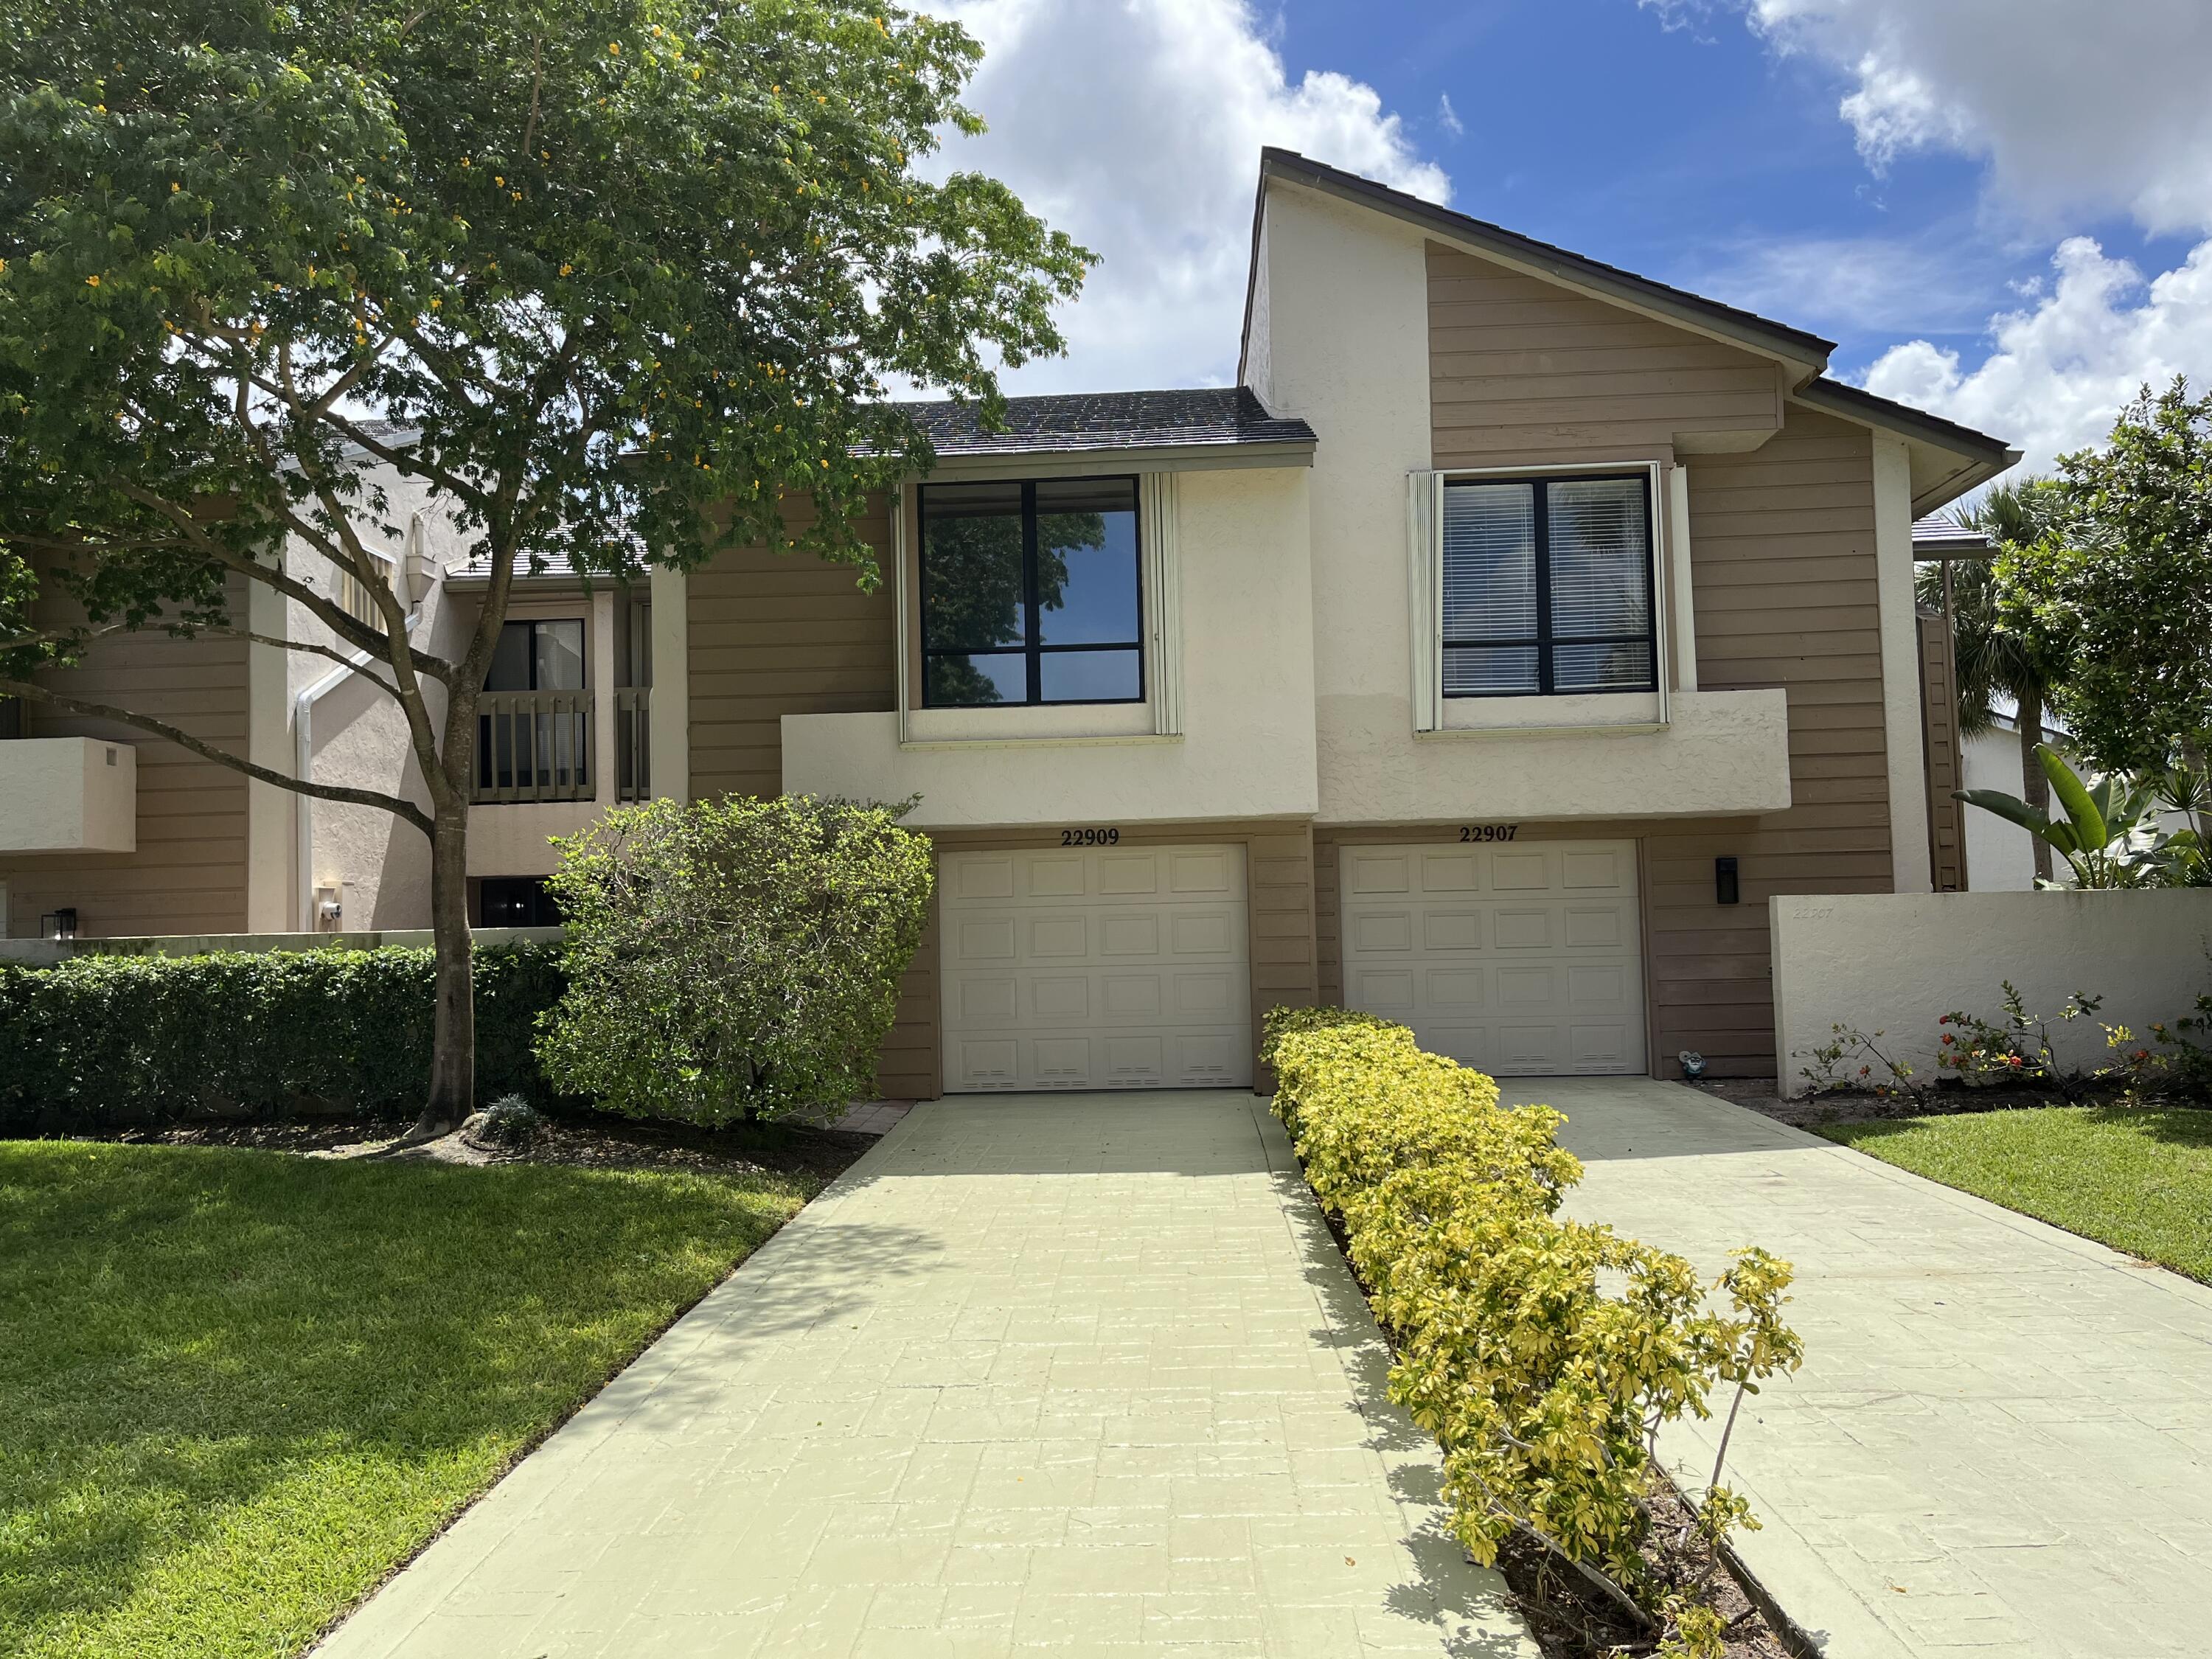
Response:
[901,387,1315,458]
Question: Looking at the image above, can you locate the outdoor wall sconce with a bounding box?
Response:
[41,908,78,941]
[1714,856,1739,905]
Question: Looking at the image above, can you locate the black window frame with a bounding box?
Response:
[1441,470,1658,699]
[917,475,1147,709]
[482,617,589,694]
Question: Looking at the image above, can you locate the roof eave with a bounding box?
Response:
[919,436,1317,481]
[1790,379,2021,517]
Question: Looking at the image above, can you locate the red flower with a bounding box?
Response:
[1941,1034,1954,1046]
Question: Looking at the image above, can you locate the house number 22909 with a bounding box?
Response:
[1459,824,1520,842]
[1061,827,1121,846]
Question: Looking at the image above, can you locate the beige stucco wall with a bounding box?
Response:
[1771,890,2212,1091]
[0,738,136,853]
[780,466,1319,830]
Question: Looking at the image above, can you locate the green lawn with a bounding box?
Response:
[0,1141,818,1658]
[1821,1106,2212,1283]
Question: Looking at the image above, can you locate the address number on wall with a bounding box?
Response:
[1458,824,1520,842]
[1061,827,1121,846]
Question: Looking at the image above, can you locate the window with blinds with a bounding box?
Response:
[1441,473,1655,697]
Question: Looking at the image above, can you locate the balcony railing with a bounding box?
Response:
[474,690,594,804]
[615,686,650,802]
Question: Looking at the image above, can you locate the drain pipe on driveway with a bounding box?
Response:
[294,524,430,931]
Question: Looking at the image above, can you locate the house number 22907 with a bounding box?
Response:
[1459,824,1520,842]
[1061,827,1121,846]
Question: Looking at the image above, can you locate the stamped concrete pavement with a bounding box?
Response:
[1516,1077,2212,1659]
[317,1096,1535,1658]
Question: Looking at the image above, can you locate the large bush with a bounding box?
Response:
[538,795,933,1126]
[1263,1006,1802,1657]
[0,943,564,1133]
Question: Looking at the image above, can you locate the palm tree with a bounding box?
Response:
[1917,478,2073,882]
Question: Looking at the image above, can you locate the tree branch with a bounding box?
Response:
[0,679,434,835]
[201,628,408,699]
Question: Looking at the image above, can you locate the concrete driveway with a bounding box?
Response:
[1517,1077,2212,1659]
[318,1096,1534,1658]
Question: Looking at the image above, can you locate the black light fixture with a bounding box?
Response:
[1714,857,1739,906]
[41,907,78,941]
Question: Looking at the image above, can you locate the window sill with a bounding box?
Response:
[1433,690,1664,735]
[902,701,1158,746]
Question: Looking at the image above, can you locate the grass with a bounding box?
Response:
[0,1141,819,1658]
[1820,1105,2212,1283]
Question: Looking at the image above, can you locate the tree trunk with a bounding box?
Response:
[412,804,476,1138]
[2019,688,2053,886]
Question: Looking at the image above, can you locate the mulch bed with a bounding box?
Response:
[60,1110,877,1185]
[1691,1074,2152,1130]
[1498,1480,1798,1659]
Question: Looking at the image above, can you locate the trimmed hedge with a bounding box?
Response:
[1263,1006,1801,1655]
[0,943,566,1133]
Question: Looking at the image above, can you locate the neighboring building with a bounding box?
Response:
[1,148,2020,1086]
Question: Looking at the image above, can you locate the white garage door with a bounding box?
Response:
[1340,840,1645,1075]
[939,844,1253,1092]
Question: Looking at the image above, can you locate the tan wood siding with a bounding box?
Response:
[879,821,1318,1099]
[3,588,251,939]
[1919,607,1967,891]
[1404,286,1897,1077]
[1427,243,1783,466]
[684,496,895,801]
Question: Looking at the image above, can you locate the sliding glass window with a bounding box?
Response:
[919,477,1144,706]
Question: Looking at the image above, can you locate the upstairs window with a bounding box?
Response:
[919,476,1144,707]
[1442,474,1655,697]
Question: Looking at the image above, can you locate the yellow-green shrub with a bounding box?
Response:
[1262,1006,1802,1655]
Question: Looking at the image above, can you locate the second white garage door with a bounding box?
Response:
[1340,840,1646,1075]
[939,844,1253,1093]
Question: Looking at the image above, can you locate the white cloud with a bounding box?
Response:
[1683,0,2212,237]
[1636,0,2212,473]
[1861,237,2212,472]
[1682,226,2009,336]
[1437,93,1464,139]
[919,0,1450,392]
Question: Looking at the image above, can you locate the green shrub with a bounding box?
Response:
[1262,1006,1803,1657]
[538,794,933,1126]
[0,943,564,1133]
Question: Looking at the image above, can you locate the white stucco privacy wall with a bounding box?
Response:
[1771,891,2212,1093]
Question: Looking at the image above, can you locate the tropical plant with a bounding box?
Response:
[1263,1006,1802,1657]
[1955,742,2201,887]
[1919,477,2074,880]
[1999,378,2212,776]
[538,794,933,1125]
[0,0,1088,1135]
[1937,984,2104,1100]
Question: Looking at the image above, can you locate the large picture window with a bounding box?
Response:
[919,476,1144,707]
[1441,473,1655,697]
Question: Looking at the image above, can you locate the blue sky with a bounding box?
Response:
[925,0,2212,474]
[1272,0,2174,379]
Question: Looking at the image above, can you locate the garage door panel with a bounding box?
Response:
[1029,916,1088,957]
[1352,911,1413,953]
[1423,911,1482,950]
[1031,976,1089,1020]
[1340,841,1644,1077]
[1492,908,1554,950]
[940,846,1252,1092]
[1420,850,1480,891]
[1099,913,1160,956]
[1029,856,1087,897]
[954,918,1016,962]
[1349,850,1412,894]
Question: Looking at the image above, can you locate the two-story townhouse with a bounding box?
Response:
[0,438,653,940]
[3,149,2016,1092]
[737,150,2014,1092]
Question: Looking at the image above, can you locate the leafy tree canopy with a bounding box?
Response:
[2000,378,2212,773]
[0,0,1092,673]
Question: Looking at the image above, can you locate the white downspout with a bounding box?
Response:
[295,518,430,931]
